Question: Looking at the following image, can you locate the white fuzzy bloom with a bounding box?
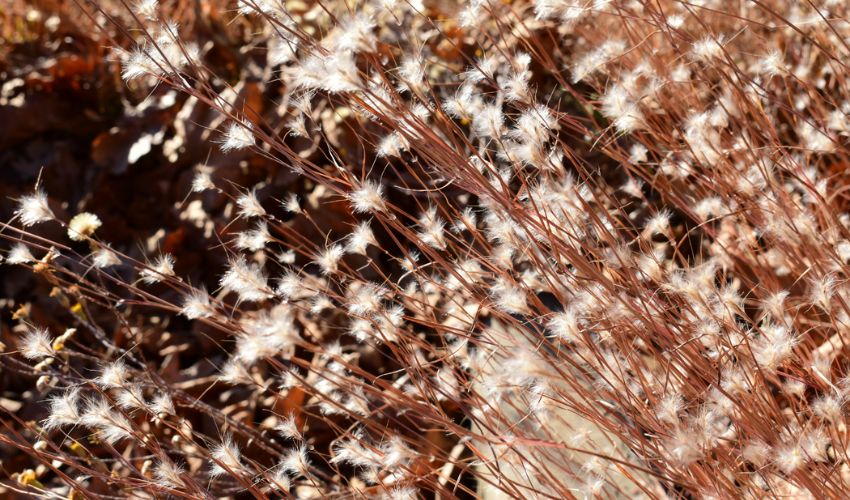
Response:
[234,307,297,364]
[656,394,685,424]
[236,190,266,218]
[547,309,581,342]
[643,210,672,238]
[316,244,345,275]
[81,398,134,444]
[140,254,176,284]
[276,271,303,299]
[809,274,836,310]
[150,393,175,416]
[330,436,383,468]
[7,243,35,265]
[601,86,644,133]
[181,287,215,320]
[97,360,129,388]
[92,246,121,268]
[220,256,273,302]
[491,278,529,315]
[210,436,248,477]
[282,193,301,214]
[68,212,102,241]
[43,388,82,430]
[133,0,158,19]
[773,443,805,474]
[220,122,255,152]
[417,207,447,250]
[346,221,377,255]
[268,36,298,67]
[275,414,302,440]
[758,49,786,77]
[334,13,376,53]
[20,327,54,359]
[191,168,215,192]
[237,0,288,17]
[16,190,54,227]
[281,445,311,477]
[347,281,388,316]
[117,384,146,411]
[348,181,387,213]
[235,222,271,251]
[295,53,362,93]
[473,104,504,139]
[753,324,798,371]
[154,460,185,489]
[691,35,725,62]
[798,121,835,153]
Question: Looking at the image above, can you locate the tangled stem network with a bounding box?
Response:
[5,0,850,498]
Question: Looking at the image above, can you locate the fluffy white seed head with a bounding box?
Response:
[92,246,121,268]
[236,190,266,219]
[220,122,255,152]
[140,254,176,284]
[7,243,35,265]
[348,180,387,214]
[16,190,54,227]
[346,221,377,255]
[20,327,54,360]
[68,212,102,241]
[181,287,215,320]
[210,436,248,477]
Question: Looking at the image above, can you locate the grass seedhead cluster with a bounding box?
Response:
[5,0,850,498]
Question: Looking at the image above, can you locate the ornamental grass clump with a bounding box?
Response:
[4,0,850,498]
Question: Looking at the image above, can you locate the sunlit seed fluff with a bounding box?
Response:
[81,398,134,444]
[235,222,271,251]
[656,394,685,425]
[16,190,54,227]
[808,274,835,310]
[491,278,530,315]
[97,360,129,388]
[140,254,176,284]
[92,246,121,268]
[275,414,302,440]
[601,86,644,133]
[753,324,798,371]
[316,244,345,275]
[282,193,301,214]
[773,443,805,474]
[219,359,253,385]
[20,327,55,360]
[236,190,266,218]
[281,445,311,477]
[691,35,725,62]
[219,122,255,152]
[6,243,35,265]
[117,384,146,411]
[220,256,273,302]
[154,460,185,490]
[270,464,292,491]
[148,393,175,417]
[417,208,447,250]
[547,309,581,342]
[210,436,248,477]
[43,388,82,430]
[191,168,215,192]
[133,0,158,19]
[348,180,387,213]
[346,221,377,255]
[181,287,215,320]
[68,212,102,241]
[347,282,387,316]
